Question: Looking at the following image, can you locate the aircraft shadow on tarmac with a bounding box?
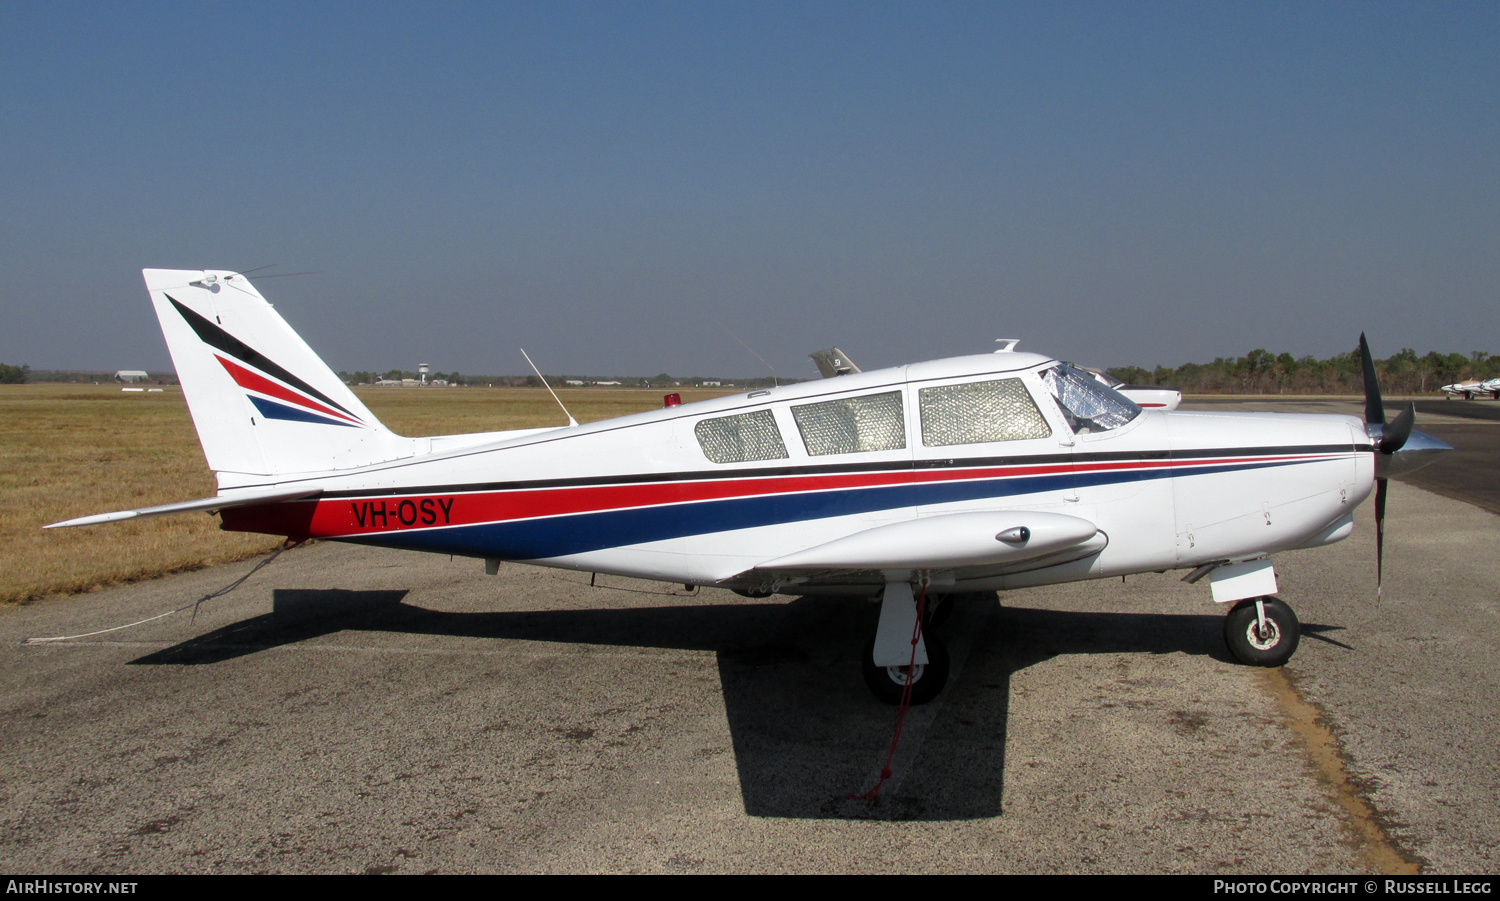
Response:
[130,590,1345,821]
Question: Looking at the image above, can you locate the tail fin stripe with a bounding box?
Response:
[166,295,357,419]
[216,355,364,425]
[248,395,361,428]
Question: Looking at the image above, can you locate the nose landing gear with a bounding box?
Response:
[1224,596,1300,666]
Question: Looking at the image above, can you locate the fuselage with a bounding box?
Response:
[218,351,1375,596]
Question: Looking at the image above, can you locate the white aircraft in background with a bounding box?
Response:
[1440,378,1500,400]
[1081,367,1182,411]
[50,270,1450,704]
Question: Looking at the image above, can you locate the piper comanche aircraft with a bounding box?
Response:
[49,270,1451,704]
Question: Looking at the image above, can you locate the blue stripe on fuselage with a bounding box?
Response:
[337,457,1318,560]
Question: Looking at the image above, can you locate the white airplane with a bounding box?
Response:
[49,270,1452,705]
[1080,366,1183,411]
[1440,378,1500,400]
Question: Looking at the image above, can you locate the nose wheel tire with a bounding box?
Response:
[862,635,950,705]
[1224,597,1300,667]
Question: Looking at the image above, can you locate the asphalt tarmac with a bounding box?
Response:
[1,400,1495,874]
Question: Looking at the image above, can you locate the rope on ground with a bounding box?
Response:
[849,580,929,804]
[21,541,296,645]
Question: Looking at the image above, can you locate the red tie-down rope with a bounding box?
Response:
[849,579,929,803]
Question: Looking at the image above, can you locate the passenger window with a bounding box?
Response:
[694,410,789,464]
[791,391,906,456]
[919,379,1052,446]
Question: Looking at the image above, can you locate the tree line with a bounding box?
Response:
[1107,347,1495,395]
[338,370,787,389]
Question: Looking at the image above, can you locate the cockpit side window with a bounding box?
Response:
[1041,364,1141,434]
[791,391,906,456]
[918,378,1052,447]
[694,410,789,464]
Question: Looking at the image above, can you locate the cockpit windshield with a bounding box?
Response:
[1042,363,1142,434]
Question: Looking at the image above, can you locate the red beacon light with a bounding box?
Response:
[663,393,682,408]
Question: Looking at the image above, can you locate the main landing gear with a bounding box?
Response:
[862,581,951,705]
[1223,596,1300,666]
[863,634,950,705]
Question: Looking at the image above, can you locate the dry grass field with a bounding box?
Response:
[0,384,729,605]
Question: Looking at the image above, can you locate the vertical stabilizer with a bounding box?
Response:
[144,269,414,479]
[809,347,861,378]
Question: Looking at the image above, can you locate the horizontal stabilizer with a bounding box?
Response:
[45,487,321,529]
[753,511,1100,571]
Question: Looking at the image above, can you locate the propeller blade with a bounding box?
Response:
[1380,402,1415,455]
[1359,332,1385,426]
[1374,477,1388,598]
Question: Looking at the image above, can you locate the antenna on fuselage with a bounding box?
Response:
[519,347,578,427]
[720,324,778,387]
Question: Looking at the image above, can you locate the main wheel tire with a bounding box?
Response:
[1224,597,1300,666]
[862,635,950,705]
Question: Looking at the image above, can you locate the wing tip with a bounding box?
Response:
[44,511,140,529]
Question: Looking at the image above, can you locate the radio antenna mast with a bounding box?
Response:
[520,347,578,427]
[721,324,778,387]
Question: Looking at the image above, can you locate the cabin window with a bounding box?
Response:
[791,391,906,456]
[694,410,789,464]
[1042,364,1141,433]
[919,378,1052,446]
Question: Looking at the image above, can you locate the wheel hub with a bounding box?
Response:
[1246,619,1281,651]
[885,663,925,686]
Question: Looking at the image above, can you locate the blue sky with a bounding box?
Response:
[2,2,1496,378]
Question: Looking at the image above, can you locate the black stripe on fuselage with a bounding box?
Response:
[304,442,1361,500]
[166,294,358,419]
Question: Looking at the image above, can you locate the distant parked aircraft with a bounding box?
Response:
[1440,378,1500,400]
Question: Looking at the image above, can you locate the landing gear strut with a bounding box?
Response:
[1223,596,1300,666]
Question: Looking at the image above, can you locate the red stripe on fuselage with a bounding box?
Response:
[226,451,1347,540]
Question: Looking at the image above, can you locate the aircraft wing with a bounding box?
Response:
[45,486,321,529]
[736,511,1106,590]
